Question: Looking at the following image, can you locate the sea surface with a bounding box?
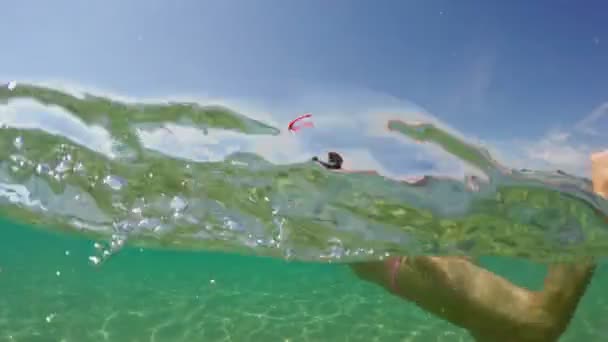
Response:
[1,83,608,341]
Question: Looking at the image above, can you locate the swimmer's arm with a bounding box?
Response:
[539,260,596,336]
[592,151,608,197]
[390,257,552,338]
[418,257,596,340]
[312,156,378,174]
[351,256,594,340]
[312,156,335,170]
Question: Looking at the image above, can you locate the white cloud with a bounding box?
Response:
[523,132,591,174]
[491,102,608,177]
[575,102,608,136]
[0,99,115,158]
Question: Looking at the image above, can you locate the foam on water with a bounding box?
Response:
[0,83,607,263]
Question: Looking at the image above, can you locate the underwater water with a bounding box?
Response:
[2,219,608,341]
[1,83,608,341]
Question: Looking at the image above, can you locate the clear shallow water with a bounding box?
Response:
[1,218,608,342]
[0,83,607,264]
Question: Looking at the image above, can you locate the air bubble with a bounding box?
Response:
[88,256,101,265]
[55,160,71,174]
[45,313,56,323]
[103,175,127,191]
[35,164,51,175]
[13,136,23,150]
[170,196,188,212]
[73,162,85,173]
[110,234,126,252]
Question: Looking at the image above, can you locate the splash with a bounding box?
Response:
[0,83,607,263]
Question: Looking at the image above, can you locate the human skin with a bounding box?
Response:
[348,152,607,342]
[592,150,608,197]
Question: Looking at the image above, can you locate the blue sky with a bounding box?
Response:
[1,0,607,177]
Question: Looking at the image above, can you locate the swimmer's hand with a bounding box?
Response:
[312,156,319,161]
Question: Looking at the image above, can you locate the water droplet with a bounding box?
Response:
[210,279,216,285]
[55,270,61,277]
[64,250,70,256]
[6,81,16,91]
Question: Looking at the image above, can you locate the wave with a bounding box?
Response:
[0,82,607,263]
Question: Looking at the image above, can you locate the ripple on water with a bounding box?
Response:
[0,84,607,263]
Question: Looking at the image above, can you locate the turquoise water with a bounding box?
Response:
[1,218,608,341]
[1,83,608,341]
